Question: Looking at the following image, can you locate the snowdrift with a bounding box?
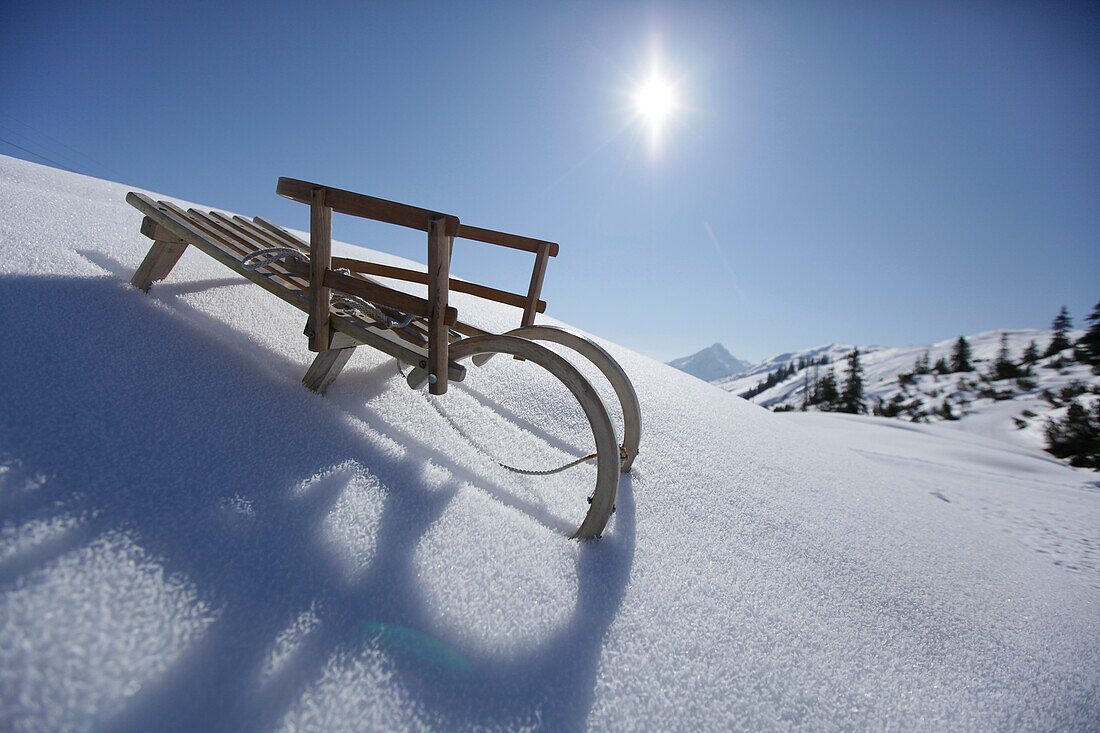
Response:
[1,155,1097,730]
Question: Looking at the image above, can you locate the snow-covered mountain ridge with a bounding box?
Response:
[1,155,1097,730]
[666,342,752,382]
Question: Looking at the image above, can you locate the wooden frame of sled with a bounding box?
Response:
[125,178,640,539]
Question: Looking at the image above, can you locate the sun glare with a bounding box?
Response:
[634,75,676,127]
[630,57,680,155]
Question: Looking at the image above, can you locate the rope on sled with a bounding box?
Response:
[399,364,599,476]
[242,248,416,330]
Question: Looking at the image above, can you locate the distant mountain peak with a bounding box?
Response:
[668,343,753,382]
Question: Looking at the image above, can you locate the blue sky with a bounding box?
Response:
[2,0,1097,362]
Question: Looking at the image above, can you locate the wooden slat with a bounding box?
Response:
[250,216,309,250]
[182,213,304,294]
[205,212,311,291]
[212,211,292,253]
[388,323,427,347]
[155,202,280,281]
[277,178,460,235]
[277,180,557,257]
[158,202,267,269]
[126,193,311,311]
[330,259,427,284]
[330,257,545,313]
[186,209,309,292]
[229,215,308,257]
[427,216,451,395]
[456,224,559,257]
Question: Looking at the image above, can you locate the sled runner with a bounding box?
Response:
[126,178,640,539]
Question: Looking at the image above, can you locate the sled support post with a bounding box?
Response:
[131,216,189,291]
[521,241,551,327]
[302,331,358,394]
[308,186,333,352]
[427,215,453,395]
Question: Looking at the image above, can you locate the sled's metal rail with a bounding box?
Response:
[125,179,640,539]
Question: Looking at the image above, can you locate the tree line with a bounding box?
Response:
[739,355,831,401]
[770,301,1100,468]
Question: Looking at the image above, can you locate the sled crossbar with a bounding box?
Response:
[275,177,559,256]
[328,258,546,314]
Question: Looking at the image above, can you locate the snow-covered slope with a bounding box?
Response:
[667,342,752,382]
[1,156,1098,730]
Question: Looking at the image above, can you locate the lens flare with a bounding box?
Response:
[630,55,680,155]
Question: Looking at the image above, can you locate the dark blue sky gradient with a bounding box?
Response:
[2,1,1097,361]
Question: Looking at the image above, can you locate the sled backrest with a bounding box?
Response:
[275,177,558,395]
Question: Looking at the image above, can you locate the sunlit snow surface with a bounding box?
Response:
[0,156,1097,730]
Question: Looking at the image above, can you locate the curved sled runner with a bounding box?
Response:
[125,179,641,539]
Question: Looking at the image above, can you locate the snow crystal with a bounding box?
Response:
[294,461,388,581]
[0,531,216,732]
[259,604,322,684]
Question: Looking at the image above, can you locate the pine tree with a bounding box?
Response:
[839,348,865,414]
[933,356,950,374]
[1022,340,1039,364]
[913,351,930,375]
[1077,300,1100,367]
[817,369,839,409]
[1044,306,1073,357]
[1044,401,1100,468]
[950,336,972,373]
[991,333,1017,381]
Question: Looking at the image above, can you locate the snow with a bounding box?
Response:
[1,154,1098,730]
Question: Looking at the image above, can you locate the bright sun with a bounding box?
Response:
[631,61,679,153]
[634,75,676,127]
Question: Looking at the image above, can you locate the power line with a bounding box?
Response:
[0,121,89,174]
[0,111,127,179]
[0,136,79,174]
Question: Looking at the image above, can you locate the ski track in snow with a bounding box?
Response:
[1,155,1098,730]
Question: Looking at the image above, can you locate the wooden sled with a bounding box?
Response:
[126,178,640,539]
